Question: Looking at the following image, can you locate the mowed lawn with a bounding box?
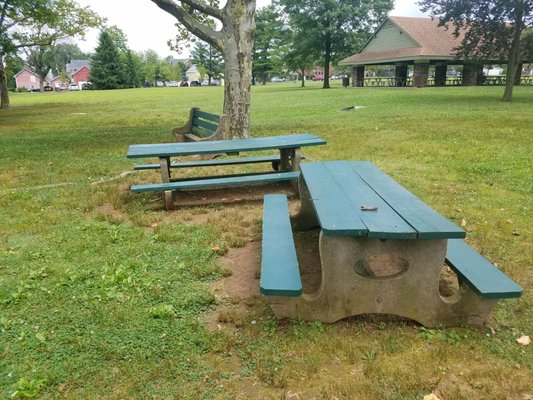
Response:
[0,83,532,399]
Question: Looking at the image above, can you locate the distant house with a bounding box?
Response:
[14,67,42,90]
[66,60,90,77]
[186,64,201,82]
[71,65,91,85]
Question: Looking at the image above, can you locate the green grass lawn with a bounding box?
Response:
[1,82,532,399]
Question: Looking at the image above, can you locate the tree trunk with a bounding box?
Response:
[217,1,255,139]
[322,33,331,89]
[502,5,524,101]
[0,55,10,109]
[300,70,305,87]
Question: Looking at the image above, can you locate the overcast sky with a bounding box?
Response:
[76,0,426,58]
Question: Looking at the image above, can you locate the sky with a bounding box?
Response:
[76,0,427,58]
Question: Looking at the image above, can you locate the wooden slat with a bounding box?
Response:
[445,239,522,299]
[349,161,465,239]
[127,134,326,158]
[260,194,302,296]
[324,161,417,239]
[194,109,220,122]
[133,155,284,170]
[300,162,368,236]
[130,171,299,192]
[192,117,218,133]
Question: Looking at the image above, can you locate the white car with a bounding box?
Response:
[69,83,80,91]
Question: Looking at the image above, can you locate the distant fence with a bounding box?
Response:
[361,76,532,87]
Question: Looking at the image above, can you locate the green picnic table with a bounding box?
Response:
[127,133,326,209]
[260,161,522,327]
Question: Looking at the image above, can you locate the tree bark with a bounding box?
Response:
[0,54,10,109]
[502,4,524,102]
[151,0,255,139]
[322,32,331,89]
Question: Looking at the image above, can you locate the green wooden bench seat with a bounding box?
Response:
[445,239,523,299]
[172,108,223,142]
[132,154,304,171]
[131,171,300,193]
[260,194,302,296]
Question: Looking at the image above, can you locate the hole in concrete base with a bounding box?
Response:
[439,264,460,300]
[354,255,409,278]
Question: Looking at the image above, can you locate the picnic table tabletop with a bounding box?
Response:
[300,161,466,240]
[127,133,326,158]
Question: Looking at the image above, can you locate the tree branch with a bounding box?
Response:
[179,0,223,21]
[0,0,10,31]
[150,0,224,50]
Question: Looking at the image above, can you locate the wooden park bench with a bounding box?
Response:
[260,161,522,327]
[127,133,326,210]
[171,108,224,142]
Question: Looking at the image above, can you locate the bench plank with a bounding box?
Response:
[349,161,465,239]
[300,162,368,236]
[445,239,522,299]
[260,194,302,296]
[127,134,326,158]
[324,161,417,239]
[134,155,284,170]
[130,171,299,192]
[194,109,220,122]
[192,117,218,134]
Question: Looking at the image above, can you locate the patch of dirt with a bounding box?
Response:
[88,202,130,224]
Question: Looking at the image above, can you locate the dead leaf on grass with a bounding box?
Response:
[517,335,531,346]
[423,394,441,400]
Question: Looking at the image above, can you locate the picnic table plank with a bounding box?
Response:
[300,162,368,236]
[323,161,417,239]
[127,133,326,158]
[349,161,465,239]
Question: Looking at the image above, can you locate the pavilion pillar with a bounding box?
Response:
[413,62,429,87]
[462,63,481,86]
[395,63,408,87]
[434,63,447,86]
[352,66,365,87]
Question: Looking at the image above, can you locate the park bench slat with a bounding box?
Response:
[300,162,368,236]
[127,133,326,158]
[130,171,299,192]
[445,239,522,299]
[192,117,218,134]
[260,194,302,296]
[195,109,220,122]
[349,161,465,239]
[324,161,417,239]
[133,154,284,170]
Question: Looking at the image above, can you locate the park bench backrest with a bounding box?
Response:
[191,109,220,138]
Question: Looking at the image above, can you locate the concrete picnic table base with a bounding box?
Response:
[266,233,497,327]
[266,182,497,327]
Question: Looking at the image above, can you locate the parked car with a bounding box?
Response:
[189,80,202,87]
[180,80,189,87]
[81,82,94,90]
[271,77,285,83]
[43,85,53,91]
[167,81,179,87]
[312,76,324,81]
[69,83,80,91]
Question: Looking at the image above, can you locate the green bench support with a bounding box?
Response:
[132,154,304,171]
[130,171,300,193]
[172,108,224,142]
[260,194,302,296]
[445,239,523,299]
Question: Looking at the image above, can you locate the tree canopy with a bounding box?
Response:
[418,0,533,101]
[0,0,103,107]
[278,0,393,88]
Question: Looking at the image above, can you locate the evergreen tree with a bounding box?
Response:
[191,41,223,85]
[89,29,126,89]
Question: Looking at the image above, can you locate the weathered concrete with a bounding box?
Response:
[266,232,497,327]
